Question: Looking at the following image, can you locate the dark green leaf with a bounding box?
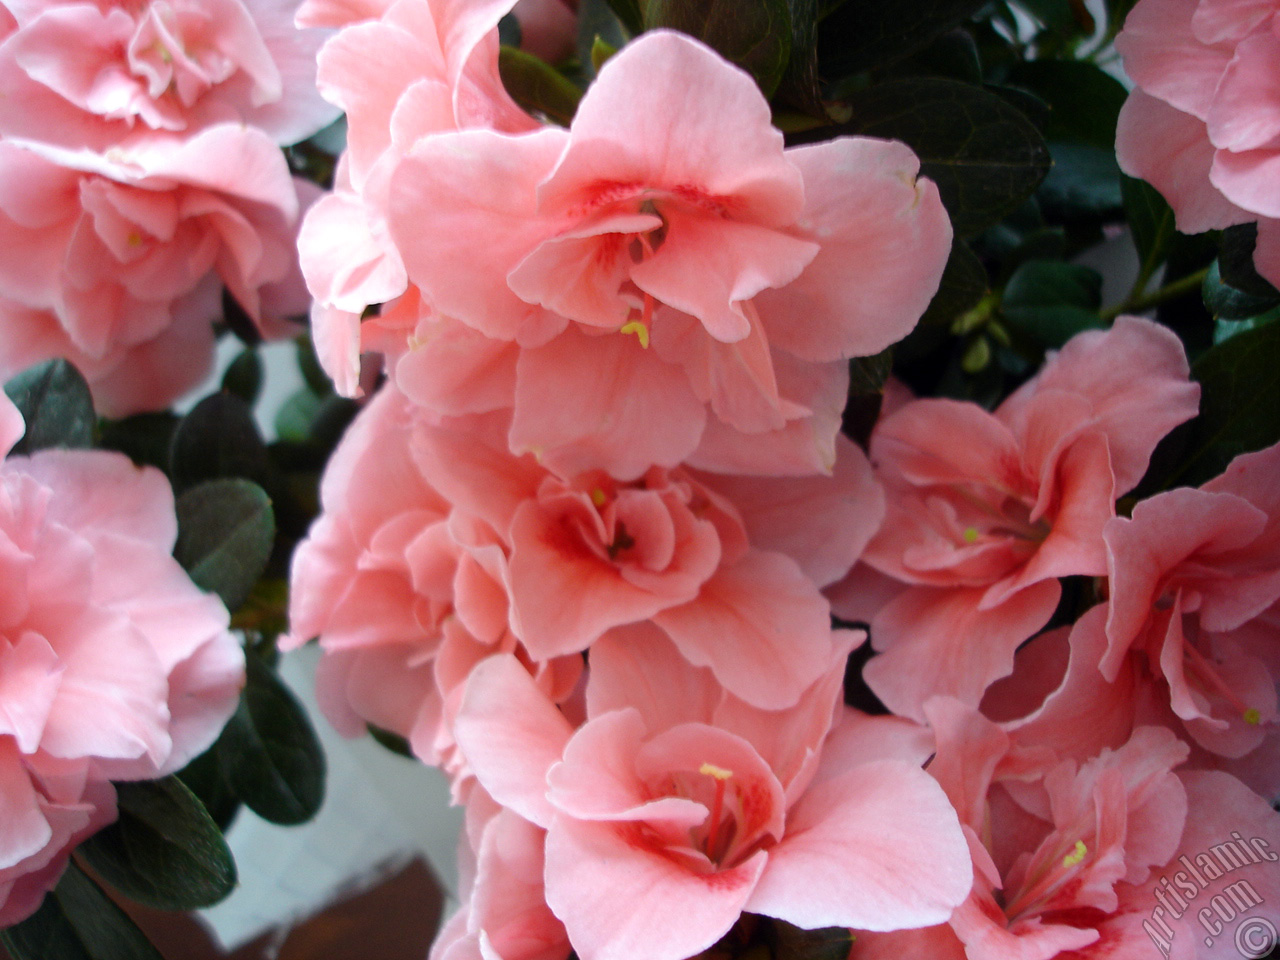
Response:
[576,0,630,77]
[97,413,179,471]
[274,387,326,445]
[841,79,1051,238]
[4,360,95,455]
[0,862,164,960]
[169,392,270,490]
[77,778,236,910]
[1002,259,1104,347]
[368,724,415,759]
[1121,175,1175,275]
[1037,143,1122,217]
[174,479,275,612]
[497,11,522,46]
[1215,312,1280,346]
[499,46,583,125]
[221,287,263,346]
[763,918,854,960]
[296,334,335,397]
[176,747,240,831]
[1013,0,1094,40]
[645,0,792,97]
[842,349,892,448]
[882,28,982,84]
[921,239,988,326]
[817,0,987,75]
[217,651,325,825]
[1006,61,1126,150]
[774,0,825,114]
[1173,319,1280,485]
[1203,259,1280,321]
[221,350,263,406]
[605,0,643,33]
[1220,223,1280,300]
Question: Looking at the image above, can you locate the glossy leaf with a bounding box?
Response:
[97,412,179,471]
[0,863,164,960]
[1173,319,1280,485]
[818,0,987,75]
[217,651,326,825]
[1002,259,1103,347]
[1203,260,1280,321]
[841,79,1051,237]
[174,479,275,613]
[169,392,271,490]
[221,350,263,406]
[1121,175,1175,276]
[3,360,95,455]
[498,46,583,126]
[77,778,237,910]
[1006,61,1126,150]
[645,0,792,97]
[1220,224,1280,301]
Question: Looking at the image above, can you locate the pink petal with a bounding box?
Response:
[654,549,835,710]
[747,759,971,931]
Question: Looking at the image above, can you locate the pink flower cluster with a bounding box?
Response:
[1115,0,1280,286]
[286,3,1280,958]
[0,0,340,415]
[0,392,244,925]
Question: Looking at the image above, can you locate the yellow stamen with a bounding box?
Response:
[1245,708,1262,726]
[700,762,733,780]
[963,527,980,544]
[590,488,607,508]
[1062,840,1087,868]
[620,320,649,349]
[127,232,143,247]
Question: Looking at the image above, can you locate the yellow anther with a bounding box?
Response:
[700,762,733,780]
[619,321,650,349]
[590,488,607,508]
[1245,708,1262,726]
[1062,840,1087,868]
[963,527,980,544]
[127,232,143,247]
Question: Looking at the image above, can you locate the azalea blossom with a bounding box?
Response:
[1115,0,1280,286]
[379,29,949,477]
[0,392,244,925]
[453,632,972,960]
[831,317,1200,720]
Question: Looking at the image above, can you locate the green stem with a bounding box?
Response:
[1102,266,1209,321]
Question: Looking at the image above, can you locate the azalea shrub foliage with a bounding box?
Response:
[1,0,1280,956]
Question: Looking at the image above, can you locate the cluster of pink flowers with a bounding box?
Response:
[0,391,244,925]
[286,1,1280,958]
[0,0,339,414]
[1115,0,1280,287]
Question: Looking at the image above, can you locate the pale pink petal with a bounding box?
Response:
[747,759,972,931]
[1116,0,1233,119]
[756,138,951,361]
[654,549,835,710]
[1206,32,1280,154]
[454,656,571,828]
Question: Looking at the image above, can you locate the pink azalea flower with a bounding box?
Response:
[0,0,338,151]
[1099,441,1280,760]
[0,393,244,925]
[0,129,313,414]
[295,0,536,394]
[453,631,972,960]
[1115,0,1280,286]
[833,317,1200,720]
[384,29,950,477]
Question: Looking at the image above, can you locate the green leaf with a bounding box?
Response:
[841,79,1051,238]
[644,0,792,97]
[1037,143,1122,217]
[1121,175,1175,276]
[605,0,643,33]
[1203,259,1280,321]
[498,46,583,125]
[1002,259,1104,347]
[368,724,415,759]
[221,350,263,406]
[0,862,165,960]
[1220,223,1280,300]
[576,0,630,77]
[174,479,275,613]
[176,746,240,832]
[217,651,326,825]
[169,392,270,490]
[76,778,236,911]
[1006,61,1126,150]
[97,413,180,471]
[763,919,854,960]
[1173,319,1280,485]
[274,387,326,445]
[921,239,988,327]
[4,360,95,455]
[774,0,824,114]
[817,0,987,75]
